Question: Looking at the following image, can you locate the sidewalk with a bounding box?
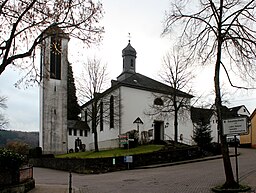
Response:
[29,184,68,193]
[30,154,227,193]
[29,149,256,193]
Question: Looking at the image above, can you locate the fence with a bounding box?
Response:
[19,165,33,183]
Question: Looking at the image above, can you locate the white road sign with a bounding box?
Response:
[222,117,248,136]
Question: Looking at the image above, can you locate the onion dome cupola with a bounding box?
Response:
[122,40,137,73]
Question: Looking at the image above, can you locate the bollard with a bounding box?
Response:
[69,171,72,193]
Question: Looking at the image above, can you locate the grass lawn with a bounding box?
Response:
[56,144,164,159]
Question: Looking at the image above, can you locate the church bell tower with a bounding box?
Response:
[39,25,69,154]
[117,40,137,81]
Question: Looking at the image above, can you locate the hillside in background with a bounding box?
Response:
[0,130,39,148]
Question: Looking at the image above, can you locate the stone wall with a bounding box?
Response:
[30,147,201,174]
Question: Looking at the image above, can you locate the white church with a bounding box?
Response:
[80,41,194,151]
[39,25,195,154]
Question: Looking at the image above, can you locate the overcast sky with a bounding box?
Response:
[0,0,256,132]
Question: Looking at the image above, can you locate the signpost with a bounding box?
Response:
[133,117,144,132]
[119,134,128,145]
[222,117,248,136]
[119,134,134,169]
[222,117,248,184]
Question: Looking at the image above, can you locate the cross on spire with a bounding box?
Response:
[128,32,131,43]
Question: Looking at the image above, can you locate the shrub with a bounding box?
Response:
[0,148,25,170]
[6,141,30,155]
[29,147,42,158]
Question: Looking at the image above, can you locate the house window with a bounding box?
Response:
[110,95,114,128]
[69,128,72,135]
[100,101,103,131]
[84,130,88,137]
[74,129,77,136]
[80,129,83,136]
[154,98,163,106]
[50,36,61,79]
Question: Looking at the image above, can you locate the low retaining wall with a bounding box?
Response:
[0,179,35,193]
[0,165,35,193]
[30,147,202,174]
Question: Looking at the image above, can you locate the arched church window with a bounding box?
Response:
[110,95,114,128]
[100,101,103,131]
[50,36,61,79]
[154,98,164,106]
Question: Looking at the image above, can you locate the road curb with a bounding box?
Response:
[135,153,238,170]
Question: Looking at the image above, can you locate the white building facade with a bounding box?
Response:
[81,41,194,151]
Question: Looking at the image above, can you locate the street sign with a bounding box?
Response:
[124,156,133,163]
[119,134,128,144]
[133,117,144,124]
[222,117,248,135]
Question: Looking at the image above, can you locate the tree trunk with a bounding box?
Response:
[173,95,178,143]
[94,130,99,152]
[215,70,237,187]
[214,9,237,185]
[92,101,99,152]
[174,107,178,142]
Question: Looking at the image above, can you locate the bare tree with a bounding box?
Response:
[161,48,194,142]
[0,95,8,129]
[77,57,113,152]
[0,0,104,83]
[163,0,256,188]
[148,48,194,142]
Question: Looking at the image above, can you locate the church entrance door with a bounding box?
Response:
[154,121,164,144]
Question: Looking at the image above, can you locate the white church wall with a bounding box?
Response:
[120,86,194,145]
[120,86,155,135]
[78,84,194,151]
[175,108,194,144]
[81,89,121,150]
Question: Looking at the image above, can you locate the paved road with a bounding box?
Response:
[29,148,256,193]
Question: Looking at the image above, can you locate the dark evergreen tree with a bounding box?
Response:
[192,120,212,150]
[67,63,80,120]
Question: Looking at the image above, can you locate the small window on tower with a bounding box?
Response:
[131,59,134,67]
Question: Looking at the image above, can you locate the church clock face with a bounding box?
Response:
[50,36,62,79]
